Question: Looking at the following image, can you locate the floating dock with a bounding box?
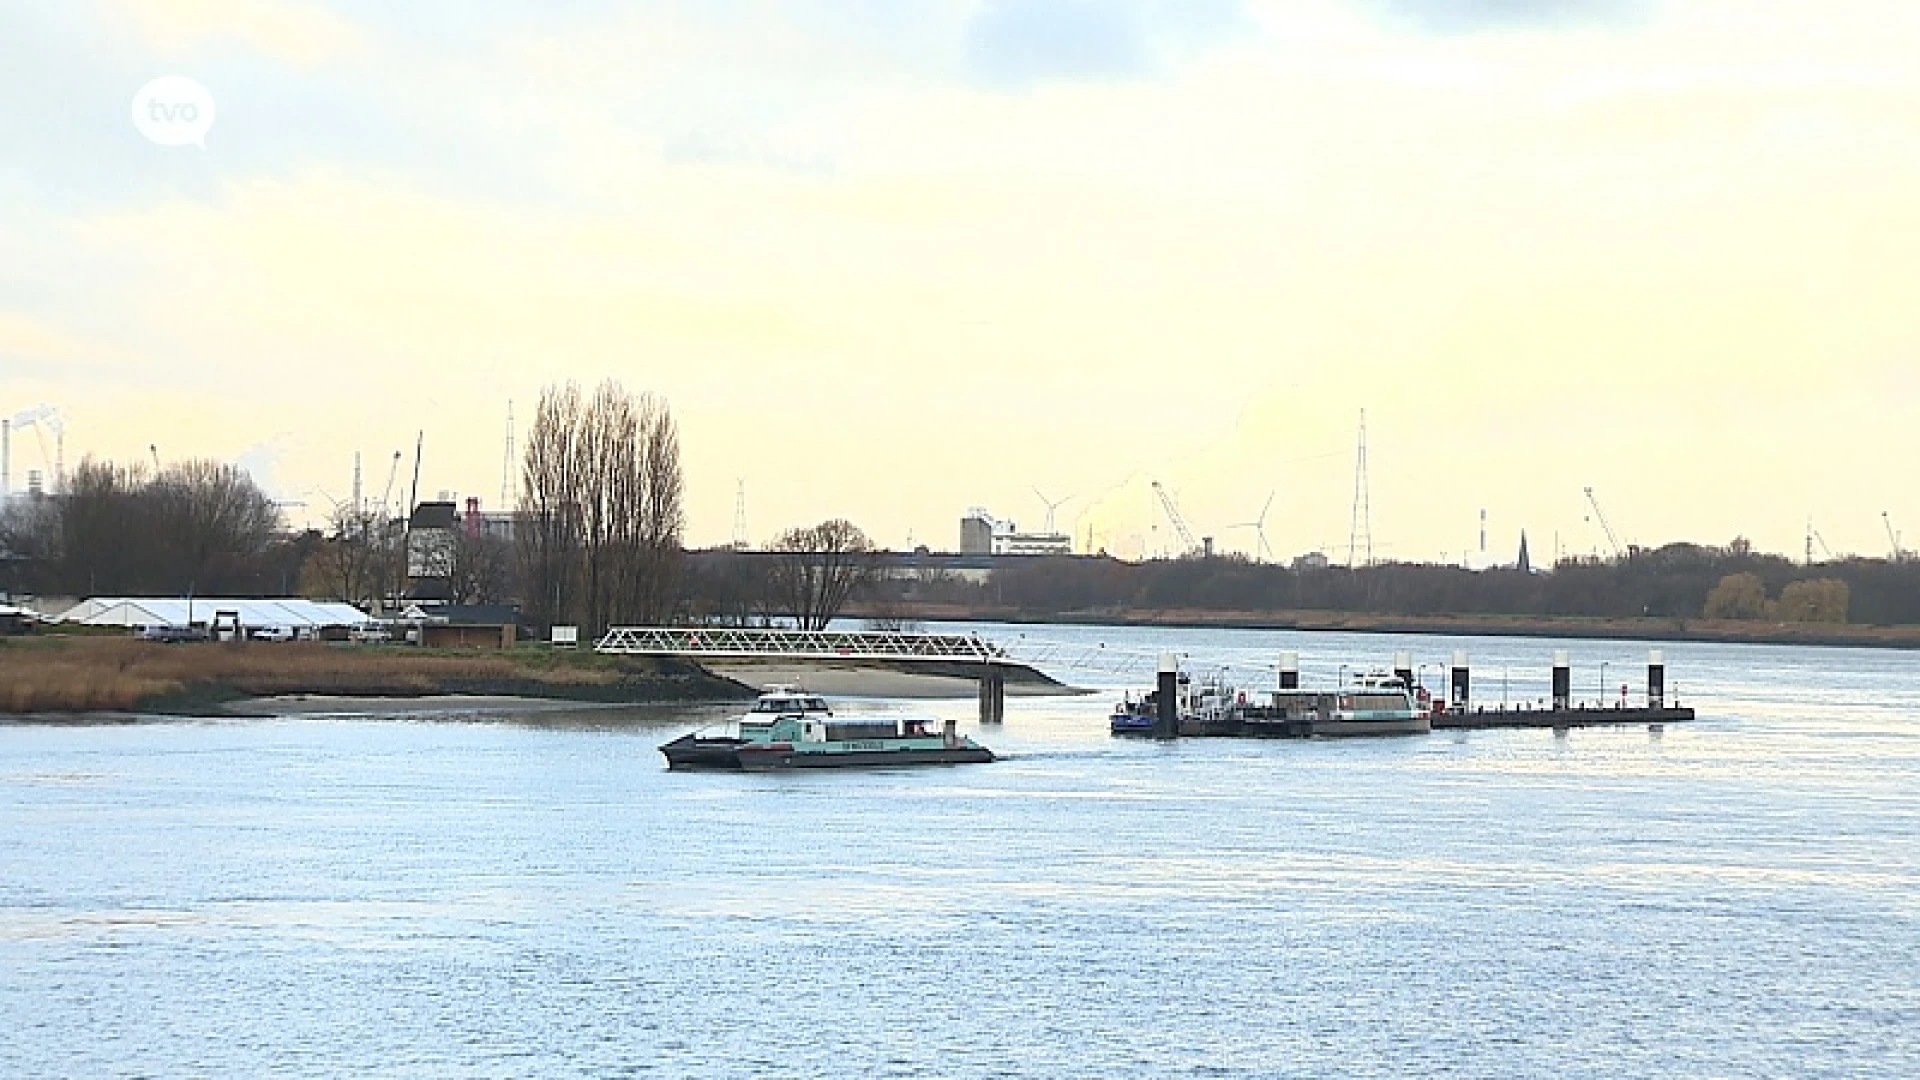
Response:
[1123,647,1694,738]
[1431,704,1694,730]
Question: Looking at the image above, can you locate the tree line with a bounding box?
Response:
[0,458,302,597]
[12,422,1920,632]
[880,540,1920,626]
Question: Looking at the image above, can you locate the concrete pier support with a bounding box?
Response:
[1552,650,1571,710]
[977,664,1005,724]
[1279,651,1300,690]
[1155,653,1180,739]
[1648,649,1665,709]
[1450,651,1470,711]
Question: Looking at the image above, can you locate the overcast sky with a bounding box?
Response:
[4,0,1917,562]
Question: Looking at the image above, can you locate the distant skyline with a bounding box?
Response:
[4,1,1917,561]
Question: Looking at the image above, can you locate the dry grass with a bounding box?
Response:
[0,638,627,714]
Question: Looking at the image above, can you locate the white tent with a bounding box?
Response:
[57,597,370,630]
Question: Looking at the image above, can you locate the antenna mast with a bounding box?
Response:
[1348,409,1372,567]
[732,479,750,550]
[500,401,515,510]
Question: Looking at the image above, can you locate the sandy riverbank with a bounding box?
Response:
[0,637,755,715]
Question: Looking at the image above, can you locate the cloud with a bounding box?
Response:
[111,0,368,68]
[967,0,1147,85]
[1368,0,1649,33]
[965,0,1247,87]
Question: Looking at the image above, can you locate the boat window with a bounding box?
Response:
[806,698,828,712]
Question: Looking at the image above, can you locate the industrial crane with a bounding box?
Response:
[1151,481,1199,557]
[3,405,63,495]
[1806,519,1835,565]
[1884,511,1904,562]
[380,450,402,517]
[1583,486,1624,559]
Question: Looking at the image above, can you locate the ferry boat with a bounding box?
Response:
[1240,672,1430,737]
[659,688,996,770]
[1112,670,1428,738]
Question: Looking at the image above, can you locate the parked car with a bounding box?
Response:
[348,624,392,643]
[248,626,297,642]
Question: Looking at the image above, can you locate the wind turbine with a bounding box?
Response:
[1228,491,1276,561]
[1032,487,1075,535]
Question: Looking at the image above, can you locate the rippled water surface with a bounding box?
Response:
[4,625,1918,1077]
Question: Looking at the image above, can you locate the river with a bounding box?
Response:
[3,622,1917,1077]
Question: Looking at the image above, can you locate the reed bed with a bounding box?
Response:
[0,638,629,714]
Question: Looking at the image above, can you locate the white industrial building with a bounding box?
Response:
[959,508,1071,556]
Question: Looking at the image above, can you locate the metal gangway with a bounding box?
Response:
[595,626,1011,662]
[592,626,1222,676]
[597,626,1029,722]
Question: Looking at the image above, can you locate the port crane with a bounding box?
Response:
[1884,511,1904,562]
[1583,486,1624,559]
[1806,519,1835,565]
[3,405,63,494]
[379,450,402,517]
[1151,481,1199,557]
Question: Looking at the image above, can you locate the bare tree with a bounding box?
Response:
[449,524,514,605]
[519,383,585,630]
[307,503,390,608]
[518,379,684,633]
[767,519,878,630]
[0,493,62,595]
[50,456,281,595]
[626,392,684,624]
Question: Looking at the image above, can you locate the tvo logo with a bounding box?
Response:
[132,76,216,148]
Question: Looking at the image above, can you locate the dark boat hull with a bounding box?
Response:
[660,735,751,770]
[734,745,995,770]
[660,734,994,770]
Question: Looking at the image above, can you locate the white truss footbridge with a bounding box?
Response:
[593,626,1280,681]
[595,626,1013,663]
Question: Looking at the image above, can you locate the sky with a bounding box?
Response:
[3,0,1918,564]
